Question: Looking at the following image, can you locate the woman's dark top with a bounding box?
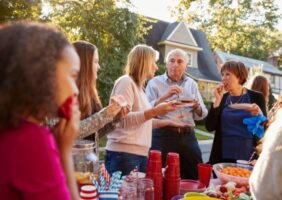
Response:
[205,89,267,164]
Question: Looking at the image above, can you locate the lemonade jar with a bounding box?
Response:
[72,139,99,187]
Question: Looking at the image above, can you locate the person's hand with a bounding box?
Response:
[162,85,183,100]
[52,101,81,153]
[213,84,224,107]
[153,100,184,116]
[108,95,127,118]
[166,115,192,128]
[192,100,202,116]
[118,106,130,118]
[246,103,262,116]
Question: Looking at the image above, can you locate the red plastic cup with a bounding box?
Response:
[166,152,179,165]
[164,164,180,178]
[163,177,180,200]
[198,163,212,188]
[146,150,162,176]
[148,150,162,161]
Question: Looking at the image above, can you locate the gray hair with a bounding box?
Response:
[165,48,189,64]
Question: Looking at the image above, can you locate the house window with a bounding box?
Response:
[187,52,192,66]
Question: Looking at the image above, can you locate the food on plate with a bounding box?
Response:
[177,98,196,107]
[219,167,251,178]
[205,181,251,200]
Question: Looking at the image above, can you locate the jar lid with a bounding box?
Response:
[73,139,95,148]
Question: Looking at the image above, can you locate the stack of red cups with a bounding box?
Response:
[164,152,180,200]
[146,150,163,200]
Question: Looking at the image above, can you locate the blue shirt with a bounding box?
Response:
[145,73,208,126]
[221,93,254,160]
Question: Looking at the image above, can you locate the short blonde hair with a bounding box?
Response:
[125,44,159,87]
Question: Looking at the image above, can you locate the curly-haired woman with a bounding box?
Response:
[0,21,80,200]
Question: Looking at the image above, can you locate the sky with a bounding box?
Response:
[130,0,282,32]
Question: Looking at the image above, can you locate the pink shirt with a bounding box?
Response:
[0,120,71,200]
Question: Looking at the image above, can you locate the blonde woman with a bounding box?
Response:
[105,44,186,175]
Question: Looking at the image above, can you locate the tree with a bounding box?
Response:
[172,0,282,60]
[0,0,42,23]
[47,0,152,104]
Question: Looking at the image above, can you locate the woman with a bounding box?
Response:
[249,75,270,112]
[205,61,267,164]
[0,22,80,199]
[105,44,186,175]
[73,41,125,155]
[249,92,282,200]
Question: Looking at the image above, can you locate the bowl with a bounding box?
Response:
[180,179,206,194]
[213,163,253,186]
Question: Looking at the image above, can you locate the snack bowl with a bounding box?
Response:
[213,163,253,186]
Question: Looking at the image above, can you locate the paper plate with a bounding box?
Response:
[228,103,253,110]
[180,179,206,194]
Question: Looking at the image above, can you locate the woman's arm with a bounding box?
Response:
[78,107,114,139]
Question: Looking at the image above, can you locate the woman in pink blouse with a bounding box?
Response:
[0,22,80,200]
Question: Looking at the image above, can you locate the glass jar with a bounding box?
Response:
[72,139,99,187]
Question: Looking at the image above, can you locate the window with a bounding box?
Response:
[187,52,192,66]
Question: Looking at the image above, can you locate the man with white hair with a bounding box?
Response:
[146,48,208,179]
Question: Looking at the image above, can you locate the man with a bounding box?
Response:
[145,48,208,179]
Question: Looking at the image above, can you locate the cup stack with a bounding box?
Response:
[80,185,98,200]
[163,152,180,200]
[146,150,163,200]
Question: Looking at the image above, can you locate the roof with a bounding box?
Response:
[144,19,221,82]
[216,51,282,76]
[189,29,221,81]
[186,67,220,83]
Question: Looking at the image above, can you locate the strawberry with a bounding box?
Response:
[220,185,228,193]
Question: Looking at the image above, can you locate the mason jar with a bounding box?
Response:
[72,139,99,187]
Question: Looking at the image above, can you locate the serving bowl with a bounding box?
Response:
[213,163,253,186]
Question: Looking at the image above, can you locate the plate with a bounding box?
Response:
[180,179,206,194]
[228,103,253,110]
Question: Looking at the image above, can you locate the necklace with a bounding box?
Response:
[229,88,244,105]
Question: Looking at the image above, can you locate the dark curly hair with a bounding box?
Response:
[0,21,70,128]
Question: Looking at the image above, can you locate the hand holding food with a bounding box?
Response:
[163,85,183,100]
[108,95,128,118]
[213,84,225,107]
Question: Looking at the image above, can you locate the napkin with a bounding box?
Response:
[243,114,268,138]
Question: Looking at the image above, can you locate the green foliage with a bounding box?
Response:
[0,0,42,23]
[172,0,282,60]
[47,0,152,105]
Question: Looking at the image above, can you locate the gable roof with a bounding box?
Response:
[159,21,202,50]
[144,19,221,82]
[216,51,282,76]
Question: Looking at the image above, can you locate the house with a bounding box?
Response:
[145,20,221,102]
[214,51,282,95]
